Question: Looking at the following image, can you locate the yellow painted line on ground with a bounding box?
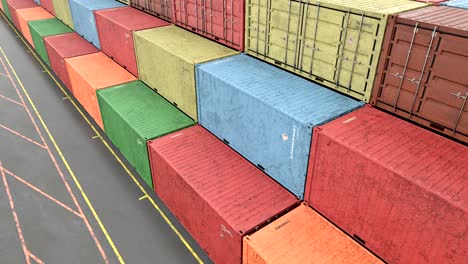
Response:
[138,195,148,201]
[0,11,204,264]
[0,14,125,264]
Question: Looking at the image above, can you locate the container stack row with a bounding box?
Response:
[1,0,466,263]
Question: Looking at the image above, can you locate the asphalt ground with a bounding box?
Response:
[0,11,212,264]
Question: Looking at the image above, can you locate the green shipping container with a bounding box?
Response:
[134,25,238,121]
[245,0,427,102]
[28,18,73,66]
[52,0,74,29]
[97,80,195,189]
[1,0,12,21]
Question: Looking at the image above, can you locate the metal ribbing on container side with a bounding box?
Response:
[399,5,468,31]
[148,125,298,264]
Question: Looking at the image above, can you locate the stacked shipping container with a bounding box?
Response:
[14,7,53,46]
[7,0,38,28]
[1,0,467,264]
[371,5,468,142]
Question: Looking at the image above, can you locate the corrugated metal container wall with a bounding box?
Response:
[243,204,383,264]
[130,0,173,22]
[95,7,170,77]
[148,125,299,264]
[65,52,136,128]
[52,0,74,29]
[245,0,428,102]
[371,6,468,143]
[174,0,244,50]
[44,33,98,92]
[197,54,363,198]
[28,18,73,66]
[15,7,53,46]
[1,0,12,20]
[0,0,4,12]
[134,25,238,121]
[97,81,195,189]
[413,0,447,4]
[443,0,468,8]
[7,0,38,30]
[68,0,125,49]
[116,0,128,4]
[40,0,55,15]
[305,106,468,264]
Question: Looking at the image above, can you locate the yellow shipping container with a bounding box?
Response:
[245,0,428,102]
[134,25,238,120]
[52,0,74,30]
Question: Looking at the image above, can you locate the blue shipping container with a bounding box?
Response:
[34,0,40,4]
[196,54,364,198]
[443,0,468,9]
[68,0,124,49]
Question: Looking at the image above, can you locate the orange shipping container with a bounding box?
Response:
[243,204,383,264]
[15,7,53,46]
[65,52,136,128]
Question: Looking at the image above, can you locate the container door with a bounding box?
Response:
[175,0,203,31]
[132,0,173,21]
[377,24,439,113]
[268,0,302,68]
[204,0,242,48]
[334,12,380,97]
[418,34,468,136]
[298,3,342,84]
[245,0,270,55]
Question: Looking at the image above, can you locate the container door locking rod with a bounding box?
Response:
[308,2,320,76]
[451,92,467,135]
[409,26,437,117]
[336,10,351,89]
[347,12,364,93]
[393,23,419,111]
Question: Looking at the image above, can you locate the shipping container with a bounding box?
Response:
[28,18,73,66]
[197,54,363,198]
[1,0,4,12]
[40,0,55,15]
[44,33,98,92]
[134,25,237,120]
[97,81,194,189]
[174,0,244,50]
[7,0,38,29]
[52,0,74,29]
[443,0,468,8]
[68,0,125,49]
[243,203,383,264]
[65,52,136,128]
[1,0,12,20]
[245,0,427,102]
[95,7,170,77]
[148,125,299,264]
[33,0,38,4]
[116,0,128,4]
[413,0,447,4]
[14,7,53,46]
[371,6,468,143]
[130,0,173,22]
[304,105,467,264]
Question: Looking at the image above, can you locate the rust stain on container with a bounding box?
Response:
[305,105,468,264]
[371,5,468,143]
[148,125,299,264]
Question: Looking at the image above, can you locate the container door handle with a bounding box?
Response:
[284,0,293,66]
[347,12,365,93]
[393,23,419,111]
[409,26,437,117]
[335,10,351,89]
[450,92,468,135]
[308,2,320,76]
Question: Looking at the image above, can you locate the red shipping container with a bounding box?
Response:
[44,33,99,93]
[40,0,55,15]
[7,0,38,30]
[95,7,170,77]
[371,6,468,143]
[148,125,299,264]
[173,0,244,50]
[130,0,173,22]
[305,105,467,264]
